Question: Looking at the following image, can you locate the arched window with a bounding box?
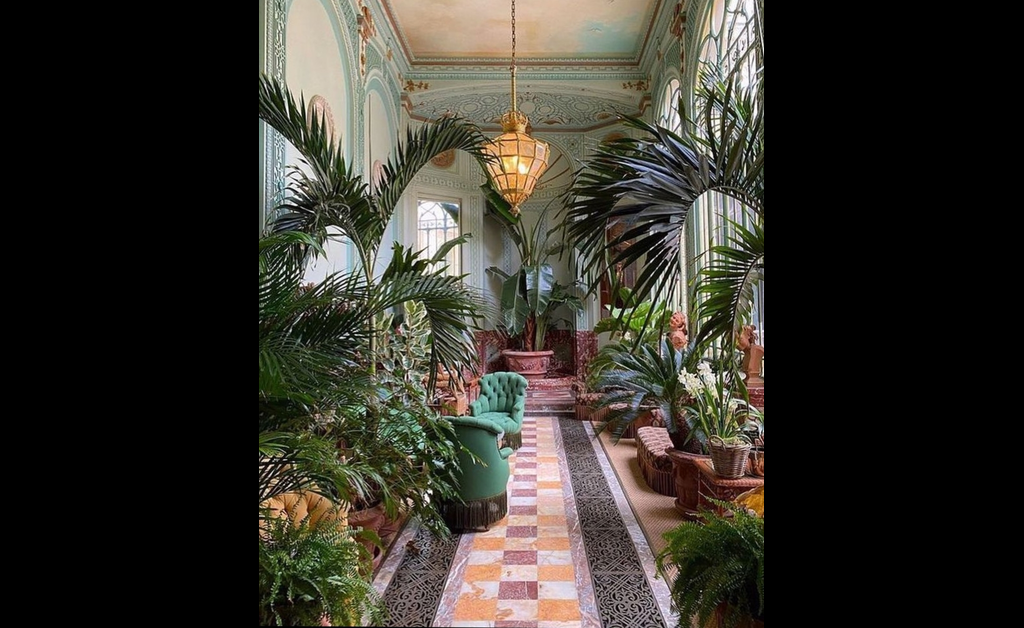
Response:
[659,78,682,135]
[417,199,461,276]
[688,0,763,349]
[700,0,759,93]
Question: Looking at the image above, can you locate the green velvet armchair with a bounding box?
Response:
[441,415,513,531]
[469,372,528,450]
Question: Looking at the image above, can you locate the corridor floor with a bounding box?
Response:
[373,416,676,628]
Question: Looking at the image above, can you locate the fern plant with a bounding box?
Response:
[657,501,765,628]
[259,515,386,627]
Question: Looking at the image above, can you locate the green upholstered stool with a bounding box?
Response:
[441,415,513,531]
[469,372,528,450]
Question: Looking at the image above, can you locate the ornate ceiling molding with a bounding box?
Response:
[378,0,668,79]
[404,69,648,81]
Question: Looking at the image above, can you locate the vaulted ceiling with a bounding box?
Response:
[378,0,670,132]
[383,0,660,65]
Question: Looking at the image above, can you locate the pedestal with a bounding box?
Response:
[694,459,764,516]
[667,449,712,520]
[748,385,764,410]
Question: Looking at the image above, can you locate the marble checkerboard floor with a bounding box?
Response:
[448,417,582,627]
[374,416,675,628]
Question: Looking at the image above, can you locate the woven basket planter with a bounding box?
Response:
[709,438,751,479]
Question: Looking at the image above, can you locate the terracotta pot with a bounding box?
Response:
[347,503,386,569]
[667,449,712,520]
[502,349,554,379]
[748,447,764,477]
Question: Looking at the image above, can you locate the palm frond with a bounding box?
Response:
[258,76,372,255]
[259,233,372,414]
[372,269,488,390]
[564,39,763,348]
[371,117,490,259]
[693,218,763,348]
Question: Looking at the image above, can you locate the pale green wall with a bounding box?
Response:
[286,0,353,283]
[285,0,349,164]
[366,84,397,275]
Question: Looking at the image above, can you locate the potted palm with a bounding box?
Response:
[563,2,763,370]
[486,198,582,378]
[657,501,765,628]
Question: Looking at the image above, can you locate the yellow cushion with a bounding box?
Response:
[262,491,348,532]
[734,487,764,518]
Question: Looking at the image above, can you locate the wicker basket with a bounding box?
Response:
[709,438,751,479]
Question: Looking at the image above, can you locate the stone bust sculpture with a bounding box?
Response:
[737,325,764,386]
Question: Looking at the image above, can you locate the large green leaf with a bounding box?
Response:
[500,272,530,335]
[524,264,555,317]
[480,182,522,225]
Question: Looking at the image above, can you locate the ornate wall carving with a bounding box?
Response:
[263,0,287,222]
[409,89,639,132]
[404,69,646,81]
[411,172,478,191]
[467,194,483,290]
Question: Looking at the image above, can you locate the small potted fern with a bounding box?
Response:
[259,515,385,626]
[657,501,765,628]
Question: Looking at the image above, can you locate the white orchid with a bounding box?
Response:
[677,362,756,446]
[678,370,705,394]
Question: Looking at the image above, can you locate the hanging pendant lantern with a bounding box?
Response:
[481,0,550,217]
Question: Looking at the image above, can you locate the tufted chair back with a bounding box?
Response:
[260,491,348,538]
[478,372,528,414]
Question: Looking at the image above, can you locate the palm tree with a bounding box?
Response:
[258,75,494,534]
[563,4,763,354]
[259,76,490,385]
[259,231,385,515]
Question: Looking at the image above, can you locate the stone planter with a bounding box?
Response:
[502,349,554,379]
[666,449,711,521]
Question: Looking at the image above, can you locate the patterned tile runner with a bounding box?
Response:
[558,418,668,628]
[380,525,461,627]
